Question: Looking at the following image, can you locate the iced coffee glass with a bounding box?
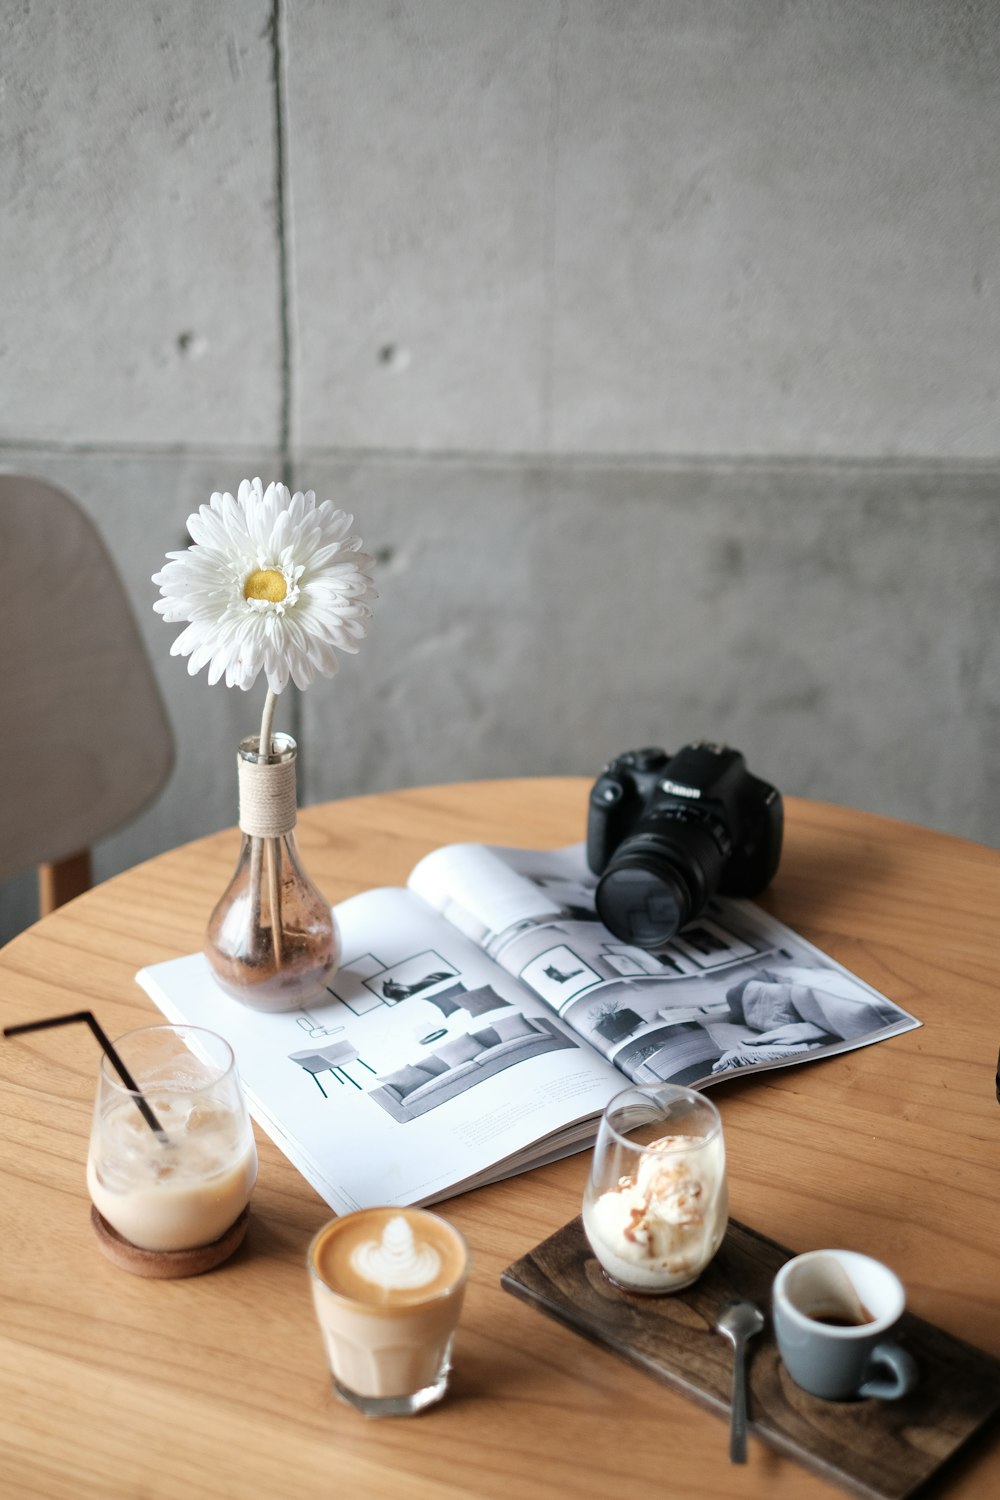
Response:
[308,1207,470,1416]
[582,1082,727,1293]
[86,1024,257,1254]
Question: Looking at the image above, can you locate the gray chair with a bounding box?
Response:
[289,1042,376,1096]
[0,474,175,914]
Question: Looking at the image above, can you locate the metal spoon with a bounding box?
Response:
[715,1299,765,1463]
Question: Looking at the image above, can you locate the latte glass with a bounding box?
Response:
[86,1024,257,1254]
[583,1082,727,1293]
[308,1207,470,1416]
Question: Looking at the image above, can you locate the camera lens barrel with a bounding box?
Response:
[595,813,728,948]
[595,855,692,948]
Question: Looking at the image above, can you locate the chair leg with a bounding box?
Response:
[39,851,93,916]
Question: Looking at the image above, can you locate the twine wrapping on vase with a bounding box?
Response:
[238,751,298,839]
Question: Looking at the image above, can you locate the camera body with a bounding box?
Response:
[587,743,783,948]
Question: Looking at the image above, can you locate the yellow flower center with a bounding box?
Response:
[243,568,287,603]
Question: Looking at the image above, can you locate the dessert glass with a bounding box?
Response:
[582,1082,727,1293]
[86,1024,257,1255]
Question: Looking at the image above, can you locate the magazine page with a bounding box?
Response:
[408,842,921,1088]
[136,885,621,1213]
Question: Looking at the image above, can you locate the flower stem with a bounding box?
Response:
[259,689,278,758]
[253,689,284,971]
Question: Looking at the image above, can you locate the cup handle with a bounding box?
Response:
[857,1341,918,1400]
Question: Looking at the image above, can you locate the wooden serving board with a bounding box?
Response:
[501,1216,1000,1500]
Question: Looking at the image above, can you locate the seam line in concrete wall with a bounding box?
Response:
[3,441,1000,478]
[271,0,292,478]
[540,1,568,456]
[269,0,303,756]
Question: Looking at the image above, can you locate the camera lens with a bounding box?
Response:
[595,856,692,947]
[595,814,728,948]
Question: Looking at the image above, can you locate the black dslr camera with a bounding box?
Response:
[587,743,783,948]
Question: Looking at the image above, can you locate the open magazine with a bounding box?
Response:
[137,842,919,1214]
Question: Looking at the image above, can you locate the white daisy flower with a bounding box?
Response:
[153,478,377,694]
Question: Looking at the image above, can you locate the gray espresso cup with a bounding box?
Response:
[772,1249,918,1401]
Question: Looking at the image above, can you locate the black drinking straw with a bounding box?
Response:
[3,1010,170,1144]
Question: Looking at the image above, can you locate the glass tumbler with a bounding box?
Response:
[582,1082,727,1293]
[86,1024,258,1254]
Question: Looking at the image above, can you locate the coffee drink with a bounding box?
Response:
[308,1207,470,1416]
[87,1026,257,1258]
[810,1308,873,1327]
[87,1091,257,1252]
[772,1249,918,1401]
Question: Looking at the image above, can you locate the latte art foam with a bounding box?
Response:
[311,1206,468,1308]
[351,1215,442,1290]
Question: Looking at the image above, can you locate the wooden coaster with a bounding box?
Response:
[90,1204,250,1279]
[502,1215,1000,1500]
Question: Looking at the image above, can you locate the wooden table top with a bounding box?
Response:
[1,778,998,1500]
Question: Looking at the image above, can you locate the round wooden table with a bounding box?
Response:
[1,780,998,1499]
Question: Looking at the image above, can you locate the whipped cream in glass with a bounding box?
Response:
[583,1084,727,1293]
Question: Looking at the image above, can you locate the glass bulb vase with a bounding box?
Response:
[205,733,340,1012]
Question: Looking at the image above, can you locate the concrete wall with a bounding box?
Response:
[2,1,998,944]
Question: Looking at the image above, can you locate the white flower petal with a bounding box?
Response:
[154,478,377,692]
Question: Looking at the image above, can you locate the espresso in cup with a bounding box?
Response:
[308,1207,470,1416]
[772,1249,918,1401]
[808,1305,874,1328]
